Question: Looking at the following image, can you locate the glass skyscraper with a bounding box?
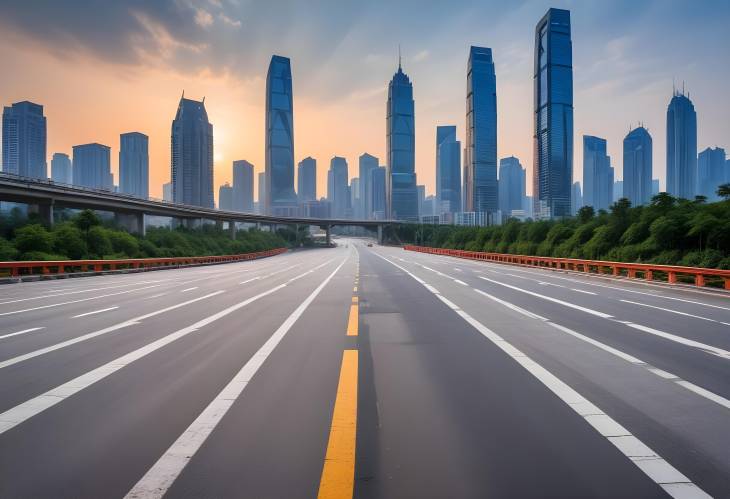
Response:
[297,157,317,203]
[119,132,149,199]
[583,136,613,211]
[72,143,112,190]
[358,153,378,219]
[623,126,653,207]
[533,8,573,219]
[232,160,254,212]
[51,153,72,184]
[666,91,697,200]
[171,95,214,208]
[498,156,525,217]
[2,101,47,179]
[386,59,418,221]
[465,46,498,218]
[328,156,349,218]
[265,55,298,216]
[697,147,726,201]
[436,125,461,215]
[370,166,387,219]
[218,183,233,211]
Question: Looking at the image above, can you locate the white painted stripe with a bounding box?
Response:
[240,277,261,284]
[473,288,548,322]
[0,270,308,434]
[624,322,730,359]
[124,258,347,499]
[453,279,468,286]
[0,291,224,371]
[424,283,440,294]
[620,299,730,326]
[148,293,168,299]
[0,280,164,306]
[376,254,710,499]
[478,276,613,319]
[0,327,45,340]
[0,284,162,317]
[72,306,119,318]
[572,288,597,295]
[180,287,198,293]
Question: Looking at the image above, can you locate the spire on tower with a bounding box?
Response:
[398,44,402,70]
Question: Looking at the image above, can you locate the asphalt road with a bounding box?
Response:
[0,239,728,498]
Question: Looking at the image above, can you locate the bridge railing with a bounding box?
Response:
[0,248,287,278]
[404,245,730,290]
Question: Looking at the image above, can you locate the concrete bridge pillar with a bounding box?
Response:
[377,224,383,245]
[326,225,331,246]
[229,221,236,240]
[114,212,145,235]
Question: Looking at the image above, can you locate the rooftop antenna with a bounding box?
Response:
[672,78,676,96]
[398,44,402,70]
[202,96,205,104]
[181,89,185,99]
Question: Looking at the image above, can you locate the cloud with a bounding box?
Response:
[218,13,242,27]
[412,50,430,62]
[194,8,214,28]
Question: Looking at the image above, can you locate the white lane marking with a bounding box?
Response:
[473,288,548,322]
[572,288,597,295]
[0,268,313,435]
[72,306,119,318]
[148,293,168,299]
[375,252,711,499]
[453,268,463,272]
[0,327,45,340]
[478,276,613,319]
[124,258,347,499]
[620,299,730,326]
[180,287,198,293]
[240,277,262,284]
[0,291,223,371]
[0,280,164,306]
[453,279,468,286]
[0,284,162,317]
[623,322,730,360]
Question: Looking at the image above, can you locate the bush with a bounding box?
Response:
[14,224,53,254]
[108,231,139,257]
[87,226,112,257]
[53,224,87,260]
[0,237,18,260]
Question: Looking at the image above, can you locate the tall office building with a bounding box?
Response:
[571,181,582,214]
[698,147,726,201]
[232,160,254,212]
[370,166,387,219]
[350,178,360,218]
[218,183,233,211]
[583,136,613,211]
[119,132,149,199]
[328,156,349,218]
[2,101,47,178]
[533,8,573,219]
[358,153,378,219]
[171,95,214,208]
[465,46,498,218]
[436,126,461,215]
[51,153,72,184]
[386,58,418,221]
[265,55,298,216]
[257,172,266,213]
[297,157,317,202]
[498,156,526,217]
[72,143,112,190]
[613,180,623,202]
[417,184,426,219]
[652,179,661,196]
[622,126,653,207]
[666,91,697,199]
[162,182,172,201]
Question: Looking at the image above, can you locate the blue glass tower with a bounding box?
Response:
[498,156,525,217]
[583,136,613,211]
[386,58,418,221]
[666,91,697,200]
[534,8,573,219]
[436,126,461,215]
[697,147,726,201]
[297,157,317,203]
[465,46,498,218]
[2,101,47,179]
[265,55,298,216]
[119,132,149,199]
[171,95,214,208]
[328,156,349,218]
[232,160,254,212]
[358,153,378,219]
[623,127,653,206]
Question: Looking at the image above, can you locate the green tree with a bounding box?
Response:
[717,183,730,201]
[0,237,18,260]
[87,226,112,257]
[53,224,87,260]
[577,205,595,224]
[13,224,53,254]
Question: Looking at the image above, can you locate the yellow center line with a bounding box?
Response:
[346,302,359,336]
[318,350,358,499]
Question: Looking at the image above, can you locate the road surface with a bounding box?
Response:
[0,240,728,498]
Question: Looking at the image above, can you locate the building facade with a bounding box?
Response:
[498,156,525,218]
[2,101,47,179]
[622,126,653,207]
[232,160,254,212]
[72,143,112,190]
[297,157,317,203]
[51,153,72,184]
[370,166,387,219]
[666,91,697,199]
[171,95,214,208]
[697,147,726,201]
[358,153,378,219]
[119,132,149,199]
[328,156,349,218]
[583,135,613,211]
[533,8,573,219]
[436,125,461,215]
[218,183,234,211]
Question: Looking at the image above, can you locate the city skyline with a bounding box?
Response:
[2,1,728,206]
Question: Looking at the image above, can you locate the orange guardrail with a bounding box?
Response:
[0,248,288,278]
[404,245,730,290]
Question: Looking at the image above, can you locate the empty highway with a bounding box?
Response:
[0,240,728,498]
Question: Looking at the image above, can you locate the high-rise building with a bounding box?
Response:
[571,181,582,214]
[498,156,526,218]
[358,153,378,219]
[417,184,426,218]
[257,172,266,213]
[232,160,254,212]
[51,153,72,184]
[218,183,233,211]
[436,126,461,215]
[2,101,47,178]
[119,132,149,199]
[171,95,214,208]
[652,179,661,196]
[583,136,613,211]
[613,181,623,202]
[623,126,653,207]
[697,147,726,201]
[350,178,360,218]
[72,143,112,190]
[533,8,573,219]
[370,166,387,219]
[297,157,317,203]
[465,46,498,218]
[386,58,418,221]
[328,156,349,218]
[162,182,172,201]
[666,91,697,199]
[265,55,298,216]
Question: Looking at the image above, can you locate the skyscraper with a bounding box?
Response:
[417,184,426,219]
[436,126,461,215]
[571,181,582,214]
[623,126,653,207]
[265,55,298,216]
[328,156,349,218]
[2,101,47,178]
[465,46,498,218]
[257,172,266,213]
[232,160,254,212]
[358,153,378,219]
[583,136,613,211]
[162,182,172,202]
[51,153,72,184]
[666,91,697,199]
[297,157,317,203]
[72,143,112,190]
[386,58,418,221]
[119,132,149,199]
[370,166,387,219]
[498,156,526,217]
[350,178,360,218]
[218,183,233,211]
[533,8,573,219]
[697,147,726,201]
[171,95,214,208]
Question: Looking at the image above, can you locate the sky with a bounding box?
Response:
[1,0,729,203]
